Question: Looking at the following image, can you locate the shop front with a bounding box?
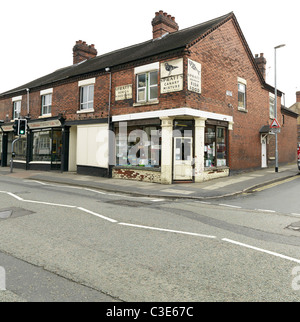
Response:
[0,117,69,172]
[112,108,233,184]
[27,117,68,171]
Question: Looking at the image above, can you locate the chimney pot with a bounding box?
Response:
[254,53,267,80]
[152,10,179,39]
[73,40,97,65]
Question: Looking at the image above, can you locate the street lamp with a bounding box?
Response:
[274,44,286,173]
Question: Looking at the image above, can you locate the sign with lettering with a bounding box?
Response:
[28,119,62,129]
[160,58,183,94]
[115,85,132,101]
[161,75,183,94]
[187,59,201,94]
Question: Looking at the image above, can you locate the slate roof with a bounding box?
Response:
[0,12,234,97]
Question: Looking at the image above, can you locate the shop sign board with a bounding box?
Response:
[187,59,201,94]
[160,58,183,94]
[115,85,132,101]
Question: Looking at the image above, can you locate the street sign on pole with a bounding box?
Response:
[270,118,281,129]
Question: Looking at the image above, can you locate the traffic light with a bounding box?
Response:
[12,119,27,136]
[13,120,19,136]
[18,119,27,135]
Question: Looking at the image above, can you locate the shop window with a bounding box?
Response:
[41,94,52,116]
[205,126,227,167]
[115,124,161,167]
[80,84,94,110]
[32,129,62,164]
[14,137,27,161]
[137,71,158,103]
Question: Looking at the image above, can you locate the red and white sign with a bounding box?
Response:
[270,118,281,128]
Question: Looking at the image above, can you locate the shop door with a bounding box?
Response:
[51,130,62,169]
[173,137,193,181]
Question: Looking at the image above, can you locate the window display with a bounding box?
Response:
[116,124,161,167]
[204,126,227,167]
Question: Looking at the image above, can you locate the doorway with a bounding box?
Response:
[261,135,267,168]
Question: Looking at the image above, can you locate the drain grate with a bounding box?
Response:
[0,207,35,220]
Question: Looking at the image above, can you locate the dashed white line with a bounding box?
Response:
[219,204,242,209]
[255,209,276,213]
[2,189,300,266]
[222,238,300,264]
[118,222,217,239]
[77,207,118,223]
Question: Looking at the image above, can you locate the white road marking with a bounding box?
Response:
[2,189,300,266]
[118,222,217,239]
[255,209,276,213]
[222,238,300,264]
[218,204,242,209]
[77,207,118,223]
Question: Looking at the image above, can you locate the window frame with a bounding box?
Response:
[80,84,94,111]
[238,82,247,110]
[41,93,52,116]
[13,100,21,120]
[204,125,228,168]
[136,70,158,103]
[269,93,275,119]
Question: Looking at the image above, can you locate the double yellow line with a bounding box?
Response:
[252,176,299,192]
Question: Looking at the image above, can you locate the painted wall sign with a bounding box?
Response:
[161,75,184,94]
[160,58,183,94]
[115,84,133,101]
[187,59,201,94]
[28,119,61,129]
[160,58,183,78]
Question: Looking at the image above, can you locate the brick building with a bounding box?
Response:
[0,11,297,184]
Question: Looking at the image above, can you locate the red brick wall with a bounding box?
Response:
[186,19,288,170]
[0,15,297,172]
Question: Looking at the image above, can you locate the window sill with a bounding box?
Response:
[133,100,159,107]
[77,109,95,114]
[39,114,52,118]
[113,165,161,172]
[238,107,248,113]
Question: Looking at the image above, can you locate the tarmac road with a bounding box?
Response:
[1,174,300,302]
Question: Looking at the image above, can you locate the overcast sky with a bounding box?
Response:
[1,0,298,107]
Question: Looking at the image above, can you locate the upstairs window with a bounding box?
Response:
[269,93,275,119]
[80,84,94,110]
[238,77,247,111]
[137,71,158,103]
[13,100,21,119]
[41,94,52,116]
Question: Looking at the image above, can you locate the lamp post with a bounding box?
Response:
[274,44,286,173]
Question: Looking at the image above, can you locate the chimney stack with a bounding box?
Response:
[73,40,97,65]
[255,53,267,80]
[296,91,300,103]
[152,10,179,39]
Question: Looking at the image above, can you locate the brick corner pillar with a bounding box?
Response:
[160,117,174,184]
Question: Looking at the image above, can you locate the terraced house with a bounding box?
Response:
[0,11,297,184]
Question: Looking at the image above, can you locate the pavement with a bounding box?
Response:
[0,163,299,200]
